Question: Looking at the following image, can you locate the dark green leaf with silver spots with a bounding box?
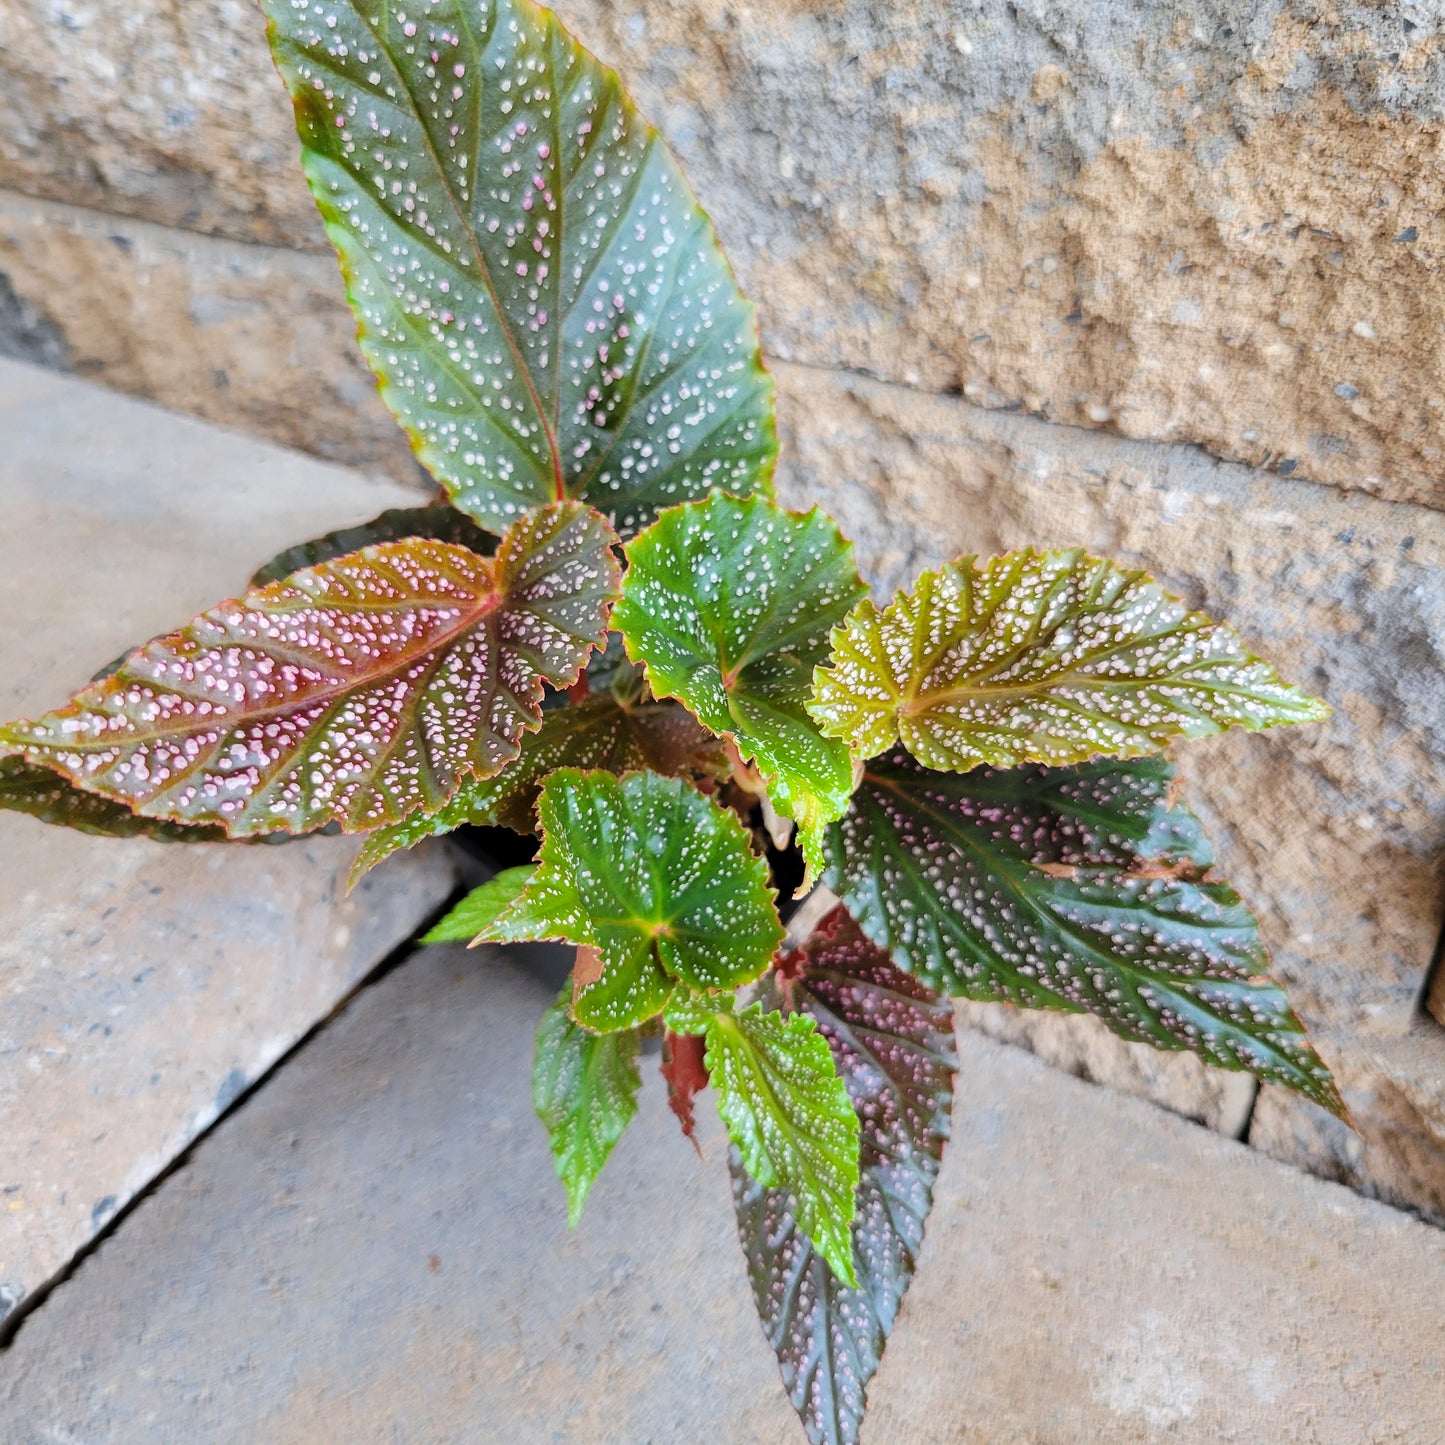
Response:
[732,908,957,1445]
[824,752,1342,1114]
[263,0,776,534]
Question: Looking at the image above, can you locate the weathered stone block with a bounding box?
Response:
[0,360,456,1323]
[957,1003,1257,1137]
[0,0,320,249]
[0,190,418,484]
[2,946,1442,1440]
[1251,1028,1445,1227]
[3,0,1441,506]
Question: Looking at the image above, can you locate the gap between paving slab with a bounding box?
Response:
[0,894,468,1353]
[2,941,1441,1444]
[0,358,454,1327]
[2,942,1433,1439]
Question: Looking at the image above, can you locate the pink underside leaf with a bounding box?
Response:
[0,502,620,837]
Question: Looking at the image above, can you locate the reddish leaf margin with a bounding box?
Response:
[0,502,619,836]
[661,1030,709,1153]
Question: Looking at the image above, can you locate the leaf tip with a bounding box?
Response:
[345,847,380,894]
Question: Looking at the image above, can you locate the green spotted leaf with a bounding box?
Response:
[533,990,641,1226]
[262,0,776,535]
[615,494,866,849]
[422,863,536,942]
[732,907,957,1445]
[825,750,1343,1115]
[250,500,494,587]
[810,549,1331,772]
[667,987,861,1287]
[0,502,619,836]
[349,690,727,883]
[0,755,228,842]
[480,768,784,1032]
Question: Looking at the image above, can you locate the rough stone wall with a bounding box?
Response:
[0,0,1441,1221]
[5,1,1444,503]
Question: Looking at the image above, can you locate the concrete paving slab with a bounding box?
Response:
[0,359,455,1323]
[2,943,1440,1443]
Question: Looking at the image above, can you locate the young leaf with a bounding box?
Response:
[422,864,537,943]
[250,501,494,587]
[262,0,776,535]
[811,549,1331,772]
[569,631,647,706]
[667,989,861,1287]
[0,502,620,836]
[661,1029,709,1151]
[615,494,867,844]
[732,908,957,1445]
[533,991,641,1226]
[0,755,228,842]
[480,769,785,1032]
[349,691,727,883]
[825,751,1344,1115]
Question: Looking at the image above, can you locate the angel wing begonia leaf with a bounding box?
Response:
[824,751,1344,1115]
[810,549,1331,772]
[479,768,784,1032]
[732,907,957,1445]
[250,500,494,588]
[533,990,641,1226]
[0,502,619,837]
[667,987,861,1288]
[615,493,867,847]
[422,863,537,942]
[349,690,727,884]
[0,755,228,842]
[262,0,776,535]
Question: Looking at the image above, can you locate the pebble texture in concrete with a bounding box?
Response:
[0,360,456,1324]
[1,943,1440,1443]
